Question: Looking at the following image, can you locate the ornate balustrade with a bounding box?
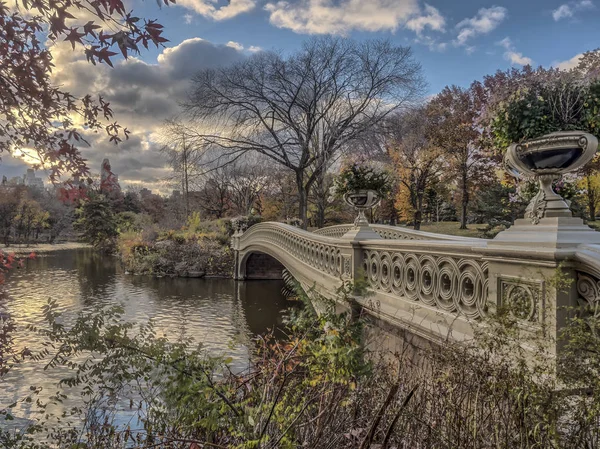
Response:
[233,221,600,351]
[360,241,488,320]
[313,224,482,241]
[233,223,353,281]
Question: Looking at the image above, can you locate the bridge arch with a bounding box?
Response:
[237,244,304,282]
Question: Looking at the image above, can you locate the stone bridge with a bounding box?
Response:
[231,218,600,356]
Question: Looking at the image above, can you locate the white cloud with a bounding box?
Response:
[406,4,446,35]
[498,37,533,66]
[553,53,584,70]
[505,51,533,65]
[552,4,573,20]
[177,0,256,20]
[184,13,194,24]
[552,0,594,21]
[45,38,247,189]
[263,0,448,36]
[226,41,245,51]
[455,6,507,46]
[225,41,262,53]
[416,35,447,52]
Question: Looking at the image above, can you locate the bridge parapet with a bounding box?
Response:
[232,223,354,288]
[313,223,482,241]
[233,222,600,355]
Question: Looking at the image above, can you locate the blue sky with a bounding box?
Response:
[132,0,598,93]
[2,0,598,189]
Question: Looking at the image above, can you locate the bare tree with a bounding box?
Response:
[226,159,270,216]
[195,173,232,219]
[183,37,424,228]
[160,121,205,218]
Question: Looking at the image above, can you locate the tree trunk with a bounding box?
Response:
[413,192,423,230]
[316,203,326,229]
[296,171,308,230]
[460,166,468,230]
[413,210,422,230]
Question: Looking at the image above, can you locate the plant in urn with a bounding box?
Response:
[334,164,390,238]
[486,73,600,247]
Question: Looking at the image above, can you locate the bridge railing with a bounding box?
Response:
[574,245,600,319]
[233,222,355,282]
[359,239,488,320]
[313,223,482,241]
[233,221,600,353]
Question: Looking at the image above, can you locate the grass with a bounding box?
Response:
[416,221,483,238]
[587,220,600,232]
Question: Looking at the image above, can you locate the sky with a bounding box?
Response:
[2,0,598,191]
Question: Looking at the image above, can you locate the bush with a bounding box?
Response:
[334,163,391,197]
[10,281,600,449]
[488,74,600,149]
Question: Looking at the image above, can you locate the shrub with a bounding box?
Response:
[334,163,391,197]
[488,74,600,149]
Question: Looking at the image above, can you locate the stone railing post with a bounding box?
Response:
[338,208,382,294]
[482,248,581,357]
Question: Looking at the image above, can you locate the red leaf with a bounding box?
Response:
[83,21,101,38]
[63,27,85,50]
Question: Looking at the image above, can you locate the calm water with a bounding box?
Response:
[0,248,291,425]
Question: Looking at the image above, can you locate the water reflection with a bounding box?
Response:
[0,248,291,422]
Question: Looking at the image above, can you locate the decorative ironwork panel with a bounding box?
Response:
[362,249,489,319]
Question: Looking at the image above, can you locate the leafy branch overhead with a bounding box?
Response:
[0,0,172,181]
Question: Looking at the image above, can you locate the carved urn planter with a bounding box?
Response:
[343,189,381,227]
[504,131,599,224]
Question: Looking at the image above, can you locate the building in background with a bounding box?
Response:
[2,168,45,189]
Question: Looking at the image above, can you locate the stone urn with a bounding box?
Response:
[343,189,381,227]
[504,131,599,224]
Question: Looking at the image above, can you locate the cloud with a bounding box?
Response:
[455,6,507,46]
[226,41,263,53]
[498,37,533,66]
[553,53,584,70]
[184,13,194,24]
[552,0,594,21]
[226,41,245,51]
[263,0,447,36]
[406,4,446,35]
[37,38,248,190]
[415,34,447,52]
[176,0,256,20]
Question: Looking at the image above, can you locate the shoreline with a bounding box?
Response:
[0,242,92,255]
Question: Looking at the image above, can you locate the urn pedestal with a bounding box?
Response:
[493,131,600,248]
[341,189,382,241]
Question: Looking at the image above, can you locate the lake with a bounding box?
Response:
[0,248,292,426]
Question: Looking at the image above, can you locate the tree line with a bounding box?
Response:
[161,38,600,231]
